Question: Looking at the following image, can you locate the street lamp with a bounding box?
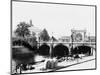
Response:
[50,32,54,58]
[71,33,74,55]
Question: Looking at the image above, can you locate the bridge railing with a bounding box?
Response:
[37,41,96,44]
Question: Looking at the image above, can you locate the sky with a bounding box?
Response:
[12,1,95,39]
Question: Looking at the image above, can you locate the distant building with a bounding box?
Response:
[59,36,71,42]
[28,20,42,35]
[88,36,96,42]
[58,29,96,43]
[28,20,42,41]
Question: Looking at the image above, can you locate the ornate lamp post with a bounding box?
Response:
[50,32,54,58]
[71,33,74,55]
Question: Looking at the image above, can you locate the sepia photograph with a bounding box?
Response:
[11,0,96,75]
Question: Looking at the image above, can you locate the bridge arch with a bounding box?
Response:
[71,45,92,56]
[38,43,50,56]
[53,43,69,58]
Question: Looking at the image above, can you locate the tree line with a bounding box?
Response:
[12,21,58,47]
[14,22,50,41]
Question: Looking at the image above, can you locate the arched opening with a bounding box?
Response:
[72,45,91,56]
[53,44,69,59]
[38,43,50,56]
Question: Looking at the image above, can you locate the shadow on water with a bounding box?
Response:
[12,47,35,65]
[12,40,38,72]
[53,44,69,59]
[71,45,91,56]
[38,43,50,57]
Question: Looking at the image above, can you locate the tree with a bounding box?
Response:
[40,29,50,41]
[51,36,58,41]
[15,22,31,38]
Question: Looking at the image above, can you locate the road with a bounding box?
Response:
[57,59,95,71]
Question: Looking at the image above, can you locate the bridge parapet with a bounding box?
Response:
[38,41,95,46]
[37,41,96,50]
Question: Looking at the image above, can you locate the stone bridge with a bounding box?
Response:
[37,41,96,56]
[38,41,95,48]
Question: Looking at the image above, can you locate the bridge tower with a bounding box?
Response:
[70,29,87,55]
[71,29,86,42]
